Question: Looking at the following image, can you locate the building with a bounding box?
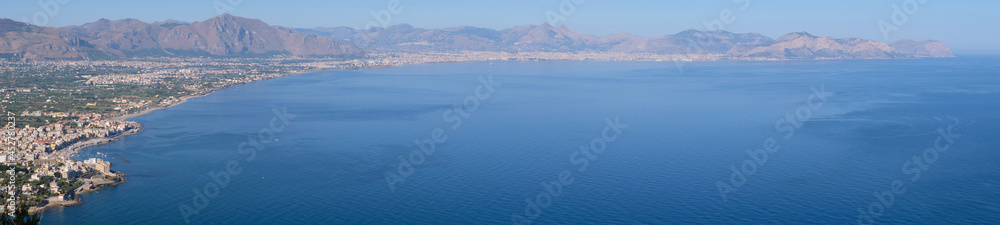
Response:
[85,158,111,175]
[95,162,110,175]
[60,167,79,179]
[48,181,59,194]
[34,159,58,166]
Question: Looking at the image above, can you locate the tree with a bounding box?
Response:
[0,203,41,225]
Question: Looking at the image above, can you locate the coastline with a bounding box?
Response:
[57,69,319,156]
[110,90,215,122]
[31,56,934,216]
[57,122,143,157]
[33,70,323,215]
[28,171,127,215]
[31,60,501,215]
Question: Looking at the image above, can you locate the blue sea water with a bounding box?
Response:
[40,57,1000,224]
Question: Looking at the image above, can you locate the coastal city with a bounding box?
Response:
[0,50,718,215]
[1,0,992,224]
[0,55,370,215]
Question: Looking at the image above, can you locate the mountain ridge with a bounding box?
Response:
[1,14,363,59]
[300,23,952,60]
[0,14,953,60]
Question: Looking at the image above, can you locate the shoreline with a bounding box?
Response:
[56,69,317,156]
[57,123,143,157]
[29,171,127,215]
[29,56,940,216]
[30,61,488,215]
[32,70,324,215]
[110,90,215,122]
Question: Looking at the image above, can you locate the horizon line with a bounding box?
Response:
[0,13,949,44]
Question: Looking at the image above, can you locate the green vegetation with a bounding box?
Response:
[0,57,323,128]
[1,63,185,127]
[58,180,83,195]
[27,176,52,187]
[0,203,41,225]
[0,55,353,224]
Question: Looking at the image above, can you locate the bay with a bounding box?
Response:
[41,57,1000,224]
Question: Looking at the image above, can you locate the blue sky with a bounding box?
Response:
[3,0,997,53]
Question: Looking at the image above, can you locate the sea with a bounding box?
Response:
[40,56,1000,224]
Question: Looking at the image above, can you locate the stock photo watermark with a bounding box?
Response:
[384,70,502,192]
[702,0,751,33]
[178,107,295,224]
[675,0,752,72]
[3,110,16,216]
[20,0,71,26]
[715,84,833,202]
[545,0,586,26]
[878,0,929,40]
[213,0,243,15]
[8,0,72,49]
[511,116,629,225]
[853,117,962,225]
[356,0,412,48]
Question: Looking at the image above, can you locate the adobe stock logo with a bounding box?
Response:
[675,0,751,73]
[384,72,502,192]
[545,0,586,25]
[877,0,929,40]
[20,0,71,26]
[178,107,296,224]
[212,0,243,14]
[357,0,412,48]
[715,85,833,202]
[511,116,629,225]
[854,118,962,225]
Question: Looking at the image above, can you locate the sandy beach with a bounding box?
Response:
[57,125,142,157]
[110,91,214,122]
[62,71,315,155]
[56,90,214,155]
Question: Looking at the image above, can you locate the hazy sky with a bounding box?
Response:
[3,0,997,53]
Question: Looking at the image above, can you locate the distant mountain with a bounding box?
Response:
[1,14,953,60]
[606,29,774,54]
[890,39,955,58]
[0,14,363,59]
[725,32,906,59]
[498,23,596,51]
[300,24,509,51]
[0,19,88,58]
[299,24,950,59]
[298,24,776,54]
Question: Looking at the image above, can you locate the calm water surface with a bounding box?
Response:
[41,57,1000,224]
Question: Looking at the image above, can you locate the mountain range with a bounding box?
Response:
[299,23,954,59]
[0,14,953,59]
[0,14,363,59]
